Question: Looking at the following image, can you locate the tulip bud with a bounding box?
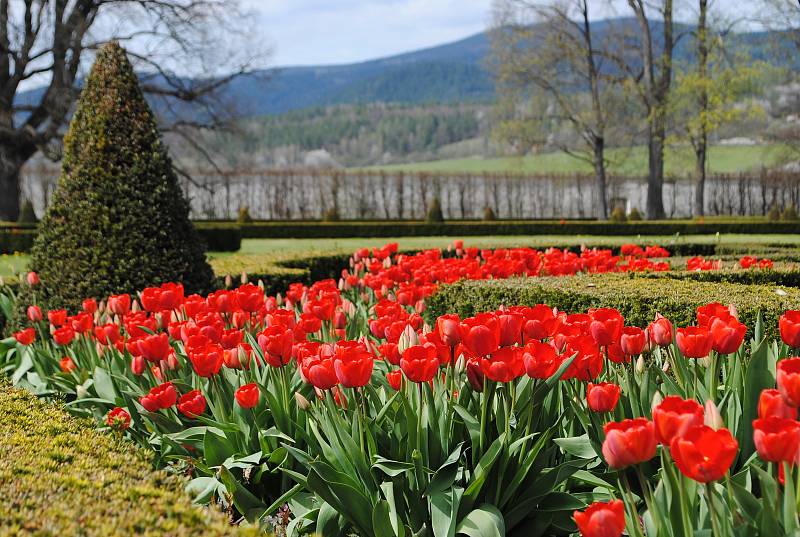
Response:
[295,392,311,411]
[697,356,711,368]
[651,391,663,411]
[225,274,233,288]
[131,300,140,313]
[0,276,4,286]
[398,325,419,353]
[258,279,265,290]
[704,399,724,430]
[241,271,248,284]
[636,355,645,374]
[76,384,89,399]
[131,355,145,376]
[466,360,484,392]
[26,271,40,286]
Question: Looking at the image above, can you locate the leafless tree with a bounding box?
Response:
[490,0,621,218]
[0,0,263,221]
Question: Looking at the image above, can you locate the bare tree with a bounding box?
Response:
[490,0,620,218]
[626,0,675,220]
[0,0,262,222]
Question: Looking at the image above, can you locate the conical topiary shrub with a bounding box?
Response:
[27,42,214,311]
[426,197,444,223]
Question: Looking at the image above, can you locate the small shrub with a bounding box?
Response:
[25,42,214,312]
[767,205,781,221]
[628,207,643,221]
[426,197,444,223]
[482,206,497,221]
[323,207,341,222]
[781,205,799,221]
[236,206,253,224]
[609,207,627,222]
[17,200,37,224]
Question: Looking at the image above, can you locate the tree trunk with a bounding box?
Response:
[593,138,608,219]
[0,146,25,222]
[647,123,666,219]
[694,140,707,217]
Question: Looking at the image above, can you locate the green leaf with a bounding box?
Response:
[373,500,398,537]
[456,504,505,537]
[554,434,597,459]
[426,443,464,496]
[373,456,415,477]
[217,466,267,522]
[92,366,117,402]
[203,429,235,467]
[185,476,222,505]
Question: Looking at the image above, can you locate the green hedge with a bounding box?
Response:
[0,224,240,254]
[0,382,258,536]
[227,220,800,239]
[644,268,800,288]
[425,273,800,340]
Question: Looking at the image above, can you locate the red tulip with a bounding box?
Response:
[780,311,800,349]
[466,358,484,391]
[753,417,800,463]
[436,314,461,346]
[187,344,224,377]
[235,383,260,409]
[378,342,401,366]
[670,425,738,482]
[107,294,131,316]
[696,302,735,327]
[759,388,798,420]
[106,407,131,430]
[652,396,705,445]
[400,343,439,383]
[587,382,621,413]
[27,305,42,322]
[676,326,713,358]
[709,316,746,355]
[26,271,39,286]
[140,382,177,412]
[480,346,524,383]
[137,332,171,363]
[602,418,657,469]
[82,298,98,314]
[177,389,206,419]
[573,499,625,537]
[778,357,800,407]
[47,309,67,327]
[387,370,403,391]
[523,340,561,379]
[236,283,265,313]
[257,325,294,368]
[131,355,145,376]
[589,308,624,347]
[497,311,524,346]
[59,356,76,373]
[13,327,35,345]
[460,314,500,357]
[647,313,673,347]
[620,326,646,356]
[522,304,558,341]
[333,341,374,388]
[52,325,75,346]
[301,350,338,390]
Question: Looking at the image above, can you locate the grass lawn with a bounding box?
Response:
[6,233,800,280]
[365,144,787,175]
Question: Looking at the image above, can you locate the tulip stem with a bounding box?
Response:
[705,482,722,537]
[618,474,645,537]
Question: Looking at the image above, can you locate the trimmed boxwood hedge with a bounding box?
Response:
[0,382,259,536]
[228,220,800,239]
[424,273,800,340]
[0,224,240,254]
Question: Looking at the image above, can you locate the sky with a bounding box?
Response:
[245,0,763,67]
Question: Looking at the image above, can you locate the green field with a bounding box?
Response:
[366,144,787,175]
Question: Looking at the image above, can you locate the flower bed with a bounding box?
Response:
[4,242,800,536]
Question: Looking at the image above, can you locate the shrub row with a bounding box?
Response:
[0,381,258,536]
[0,224,240,254]
[226,220,800,239]
[425,273,800,340]
[644,268,800,288]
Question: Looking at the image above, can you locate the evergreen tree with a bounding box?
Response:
[27,42,214,311]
